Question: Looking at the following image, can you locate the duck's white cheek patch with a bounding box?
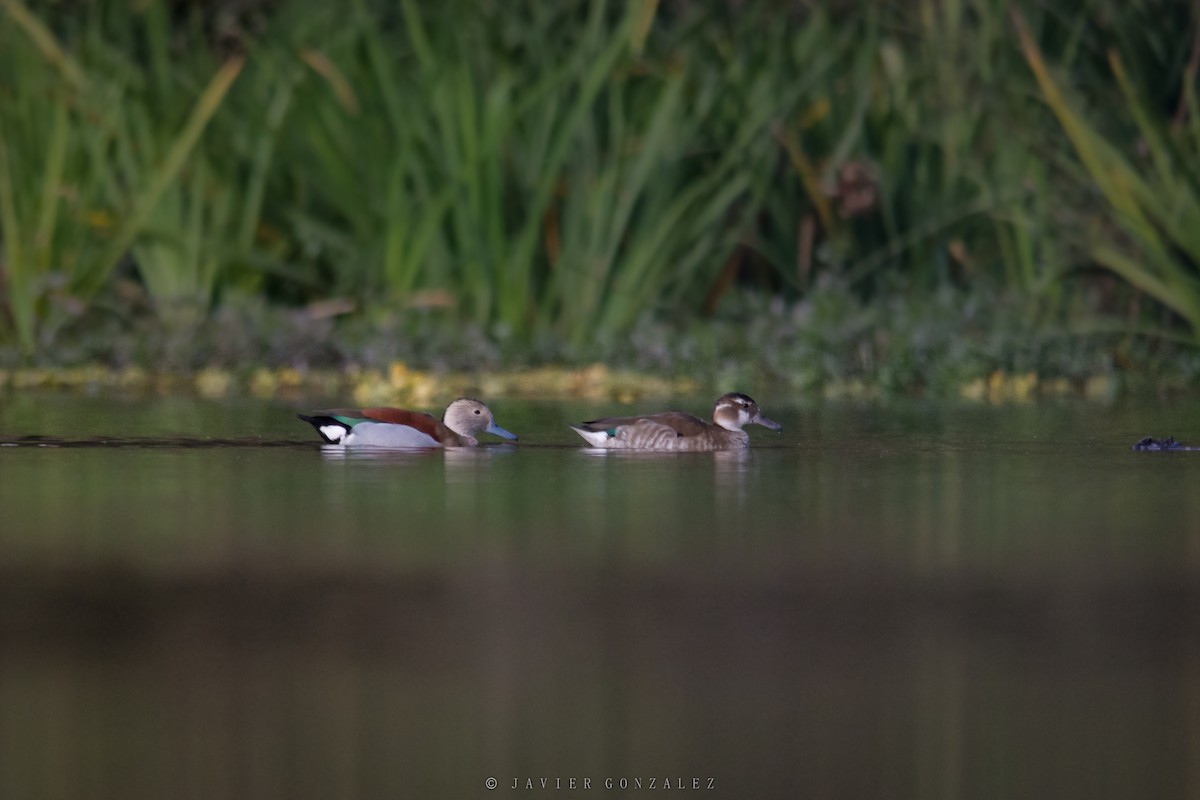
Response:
[739,409,751,426]
[320,425,347,442]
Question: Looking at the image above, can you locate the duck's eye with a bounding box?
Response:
[474,409,481,415]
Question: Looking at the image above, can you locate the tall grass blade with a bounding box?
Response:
[82,57,244,299]
[0,0,86,89]
[0,117,32,350]
[1013,7,1200,335]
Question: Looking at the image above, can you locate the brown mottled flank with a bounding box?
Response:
[576,411,710,437]
[613,418,748,451]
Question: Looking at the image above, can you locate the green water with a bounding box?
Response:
[1,394,1198,799]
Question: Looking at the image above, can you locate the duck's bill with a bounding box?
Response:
[486,422,519,441]
[754,415,782,431]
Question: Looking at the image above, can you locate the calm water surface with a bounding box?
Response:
[1,393,1199,799]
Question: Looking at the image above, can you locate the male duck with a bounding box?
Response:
[298,398,518,448]
[570,392,781,451]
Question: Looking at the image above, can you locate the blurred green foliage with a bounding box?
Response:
[0,0,1198,380]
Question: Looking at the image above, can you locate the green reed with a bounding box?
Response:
[278,0,746,343]
[1015,8,1200,337]
[0,0,243,352]
[3,0,1200,361]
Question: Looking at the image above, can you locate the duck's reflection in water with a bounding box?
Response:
[711,448,753,505]
[575,443,751,466]
[574,445,757,510]
[317,444,438,463]
[316,443,516,464]
[442,443,517,484]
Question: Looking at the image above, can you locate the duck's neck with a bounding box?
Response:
[440,420,479,447]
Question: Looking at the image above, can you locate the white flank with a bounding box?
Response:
[343,421,441,448]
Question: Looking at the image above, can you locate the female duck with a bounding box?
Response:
[570,392,781,451]
[299,398,518,448]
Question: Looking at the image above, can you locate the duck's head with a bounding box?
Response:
[711,393,782,433]
[443,398,519,441]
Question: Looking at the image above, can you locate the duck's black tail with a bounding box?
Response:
[297,414,350,444]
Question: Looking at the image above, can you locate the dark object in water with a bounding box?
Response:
[1132,436,1200,451]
